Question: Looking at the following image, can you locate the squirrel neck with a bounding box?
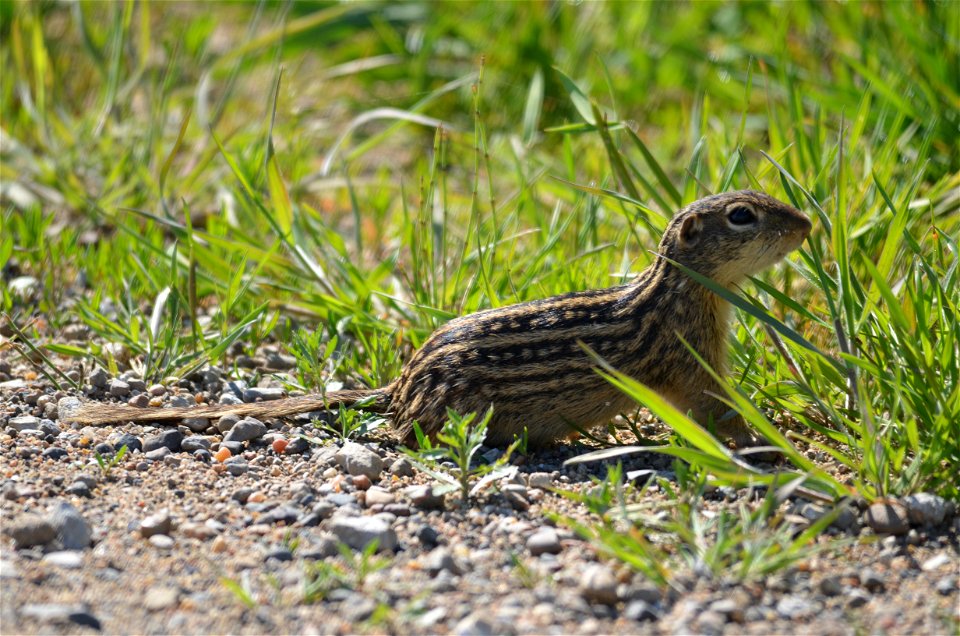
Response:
[616,257,733,372]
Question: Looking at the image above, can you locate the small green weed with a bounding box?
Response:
[302,540,391,603]
[402,408,522,503]
[93,444,128,479]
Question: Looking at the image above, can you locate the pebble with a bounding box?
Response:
[42,447,68,461]
[149,534,175,549]
[860,568,885,592]
[57,396,81,420]
[20,604,101,630]
[819,575,844,596]
[242,387,285,402]
[903,492,951,527]
[140,510,173,538]
[453,614,496,636]
[921,553,952,571]
[579,564,618,605]
[42,550,84,569]
[424,547,464,576]
[864,501,910,535]
[127,394,150,408]
[144,585,180,611]
[113,433,142,453]
[417,525,441,547]
[65,481,91,497]
[284,437,310,454]
[936,576,956,595]
[775,595,815,619]
[336,442,383,480]
[224,458,250,475]
[181,436,211,452]
[527,528,563,556]
[328,515,397,552]
[216,414,241,433]
[9,415,40,432]
[388,457,415,478]
[49,502,92,550]
[364,486,395,506]
[145,447,172,461]
[220,441,243,455]
[695,609,728,633]
[264,548,294,562]
[4,514,56,548]
[0,559,18,579]
[527,472,554,490]
[624,600,660,622]
[109,379,130,397]
[182,417,210,433]
[143,429,183,453]
[260,506,299,525]
[222,418,267,443]
[88,367,110,388]
[405,484,445,510]
[847,588,871,607]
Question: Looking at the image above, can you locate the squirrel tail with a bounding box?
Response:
[63,388,392,426]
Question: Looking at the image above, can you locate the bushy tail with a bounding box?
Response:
[63,388,391,426]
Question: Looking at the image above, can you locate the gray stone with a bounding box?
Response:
[108,379,130,397]
[242,387,285,402]
[49,502,91,550]
[3,514,56,548]
[145,446,171,461]
[819,575,844,596]
[140,510,173,538]
[21,603,100,629]
[864,501,910,535]
[527,472,554,490]
[527,528,562,556]
[42,550,84,569]
[336,442,383,480]
[181,436,211,452]
[405,484,445,510]
[453,614,495,636]
[9,416,40,432]
[329,515,397,552]
[222,418,267,443]
[904,492,951,527]
[224,458,250,476]
[88,367,110,388]
[424,547,464,576]
[776,595,815,619]
[624,600,660,622]
[182,417,210,433]
[847,588,870,607]
[695,609,728,634]
[260,506,299,525]
[860,568,885,592]
[580,564,618,605]
[388,457,416,477]
[936,576,957,595]
[142,429,182,453]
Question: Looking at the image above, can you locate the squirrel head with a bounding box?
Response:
[658,190,812,286]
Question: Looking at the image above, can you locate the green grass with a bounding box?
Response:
[2,0,958,587]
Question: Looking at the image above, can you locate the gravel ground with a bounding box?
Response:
[1,350,958,635]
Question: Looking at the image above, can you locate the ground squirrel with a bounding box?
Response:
[68,190,812,447]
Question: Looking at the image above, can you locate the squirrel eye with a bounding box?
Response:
[727,205,757,225]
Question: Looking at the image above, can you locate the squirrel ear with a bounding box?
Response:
[679,213,703,246]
